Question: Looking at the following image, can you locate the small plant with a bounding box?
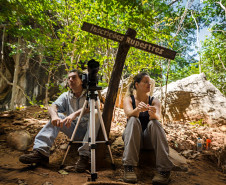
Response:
[16,106,25,110]
[29,96,38,105]
[189,119,204,126]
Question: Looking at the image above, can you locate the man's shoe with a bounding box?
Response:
[19,150,49,165]
[123,165,137,183]
[152,171,171,185]
[75,155,90,173]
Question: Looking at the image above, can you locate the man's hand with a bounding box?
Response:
[51,116,63,127]
[51,115,74,128]
[61,114,74,128]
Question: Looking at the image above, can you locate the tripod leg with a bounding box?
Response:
[60,100,88,168]
[90,99,97,181]
[95,100,115,167]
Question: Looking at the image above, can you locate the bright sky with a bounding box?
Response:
[199,27,211,42]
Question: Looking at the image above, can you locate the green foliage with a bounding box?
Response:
[1,0,224,97]
[199,0,226,95]
[201,36,226,95]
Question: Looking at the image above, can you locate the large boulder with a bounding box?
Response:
[154,73,226,126]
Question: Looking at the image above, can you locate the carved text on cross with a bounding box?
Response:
[82,22,176,60]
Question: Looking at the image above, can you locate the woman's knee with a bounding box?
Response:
[123,117,142,140]
[147,119,162,129]
[126,117,142,131]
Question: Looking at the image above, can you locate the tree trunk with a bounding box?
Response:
[191,11,201,73]
[45,68,51,106]
[10,37,21,110]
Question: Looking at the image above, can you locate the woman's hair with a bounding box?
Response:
[126,72,155,97]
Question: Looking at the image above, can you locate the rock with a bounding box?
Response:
[50,145,56,152]
[7,130,32,151]
[63,165,75,172]
[60,143,68,150]
[181,150,194,158]
[169,147,187,166]
[111,136,124,156]
[219,125,226,132]
[42,182,53,185]
[216,147,226,173]
[111,136,123,147]
[154,73,226,126]
[18,179,27,185]
[190,152,200,159]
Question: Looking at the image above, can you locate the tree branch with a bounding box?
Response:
[217,53,226,70]
[210,30,226,33]
[216,1,226,18]
[175,0,195,36]
[191,11,201,73]
[1,25,6,64]
[169,0,180,6]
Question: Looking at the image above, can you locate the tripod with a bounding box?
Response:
[60,88,115,181]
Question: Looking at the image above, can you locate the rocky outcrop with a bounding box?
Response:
[154,73,226,126]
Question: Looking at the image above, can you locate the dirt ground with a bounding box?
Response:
[0,106,225,185]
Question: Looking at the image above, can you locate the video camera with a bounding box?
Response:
[82,59,102,91]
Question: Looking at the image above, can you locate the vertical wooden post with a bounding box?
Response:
[97,29,136,165]
[102,28,137,135]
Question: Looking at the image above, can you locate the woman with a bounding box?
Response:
[122,72,174,184]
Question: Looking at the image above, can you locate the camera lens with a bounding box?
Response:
[87,59,99,87]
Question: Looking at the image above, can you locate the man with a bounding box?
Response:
[19,69,99,172]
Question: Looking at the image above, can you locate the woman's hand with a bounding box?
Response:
[148,105,158,119]
[137,102,149,112]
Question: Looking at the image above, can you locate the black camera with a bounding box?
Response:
[82,59,101,91]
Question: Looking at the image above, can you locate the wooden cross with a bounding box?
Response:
[81,22,176,137]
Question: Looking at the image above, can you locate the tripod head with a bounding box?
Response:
[85,85,102,101]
